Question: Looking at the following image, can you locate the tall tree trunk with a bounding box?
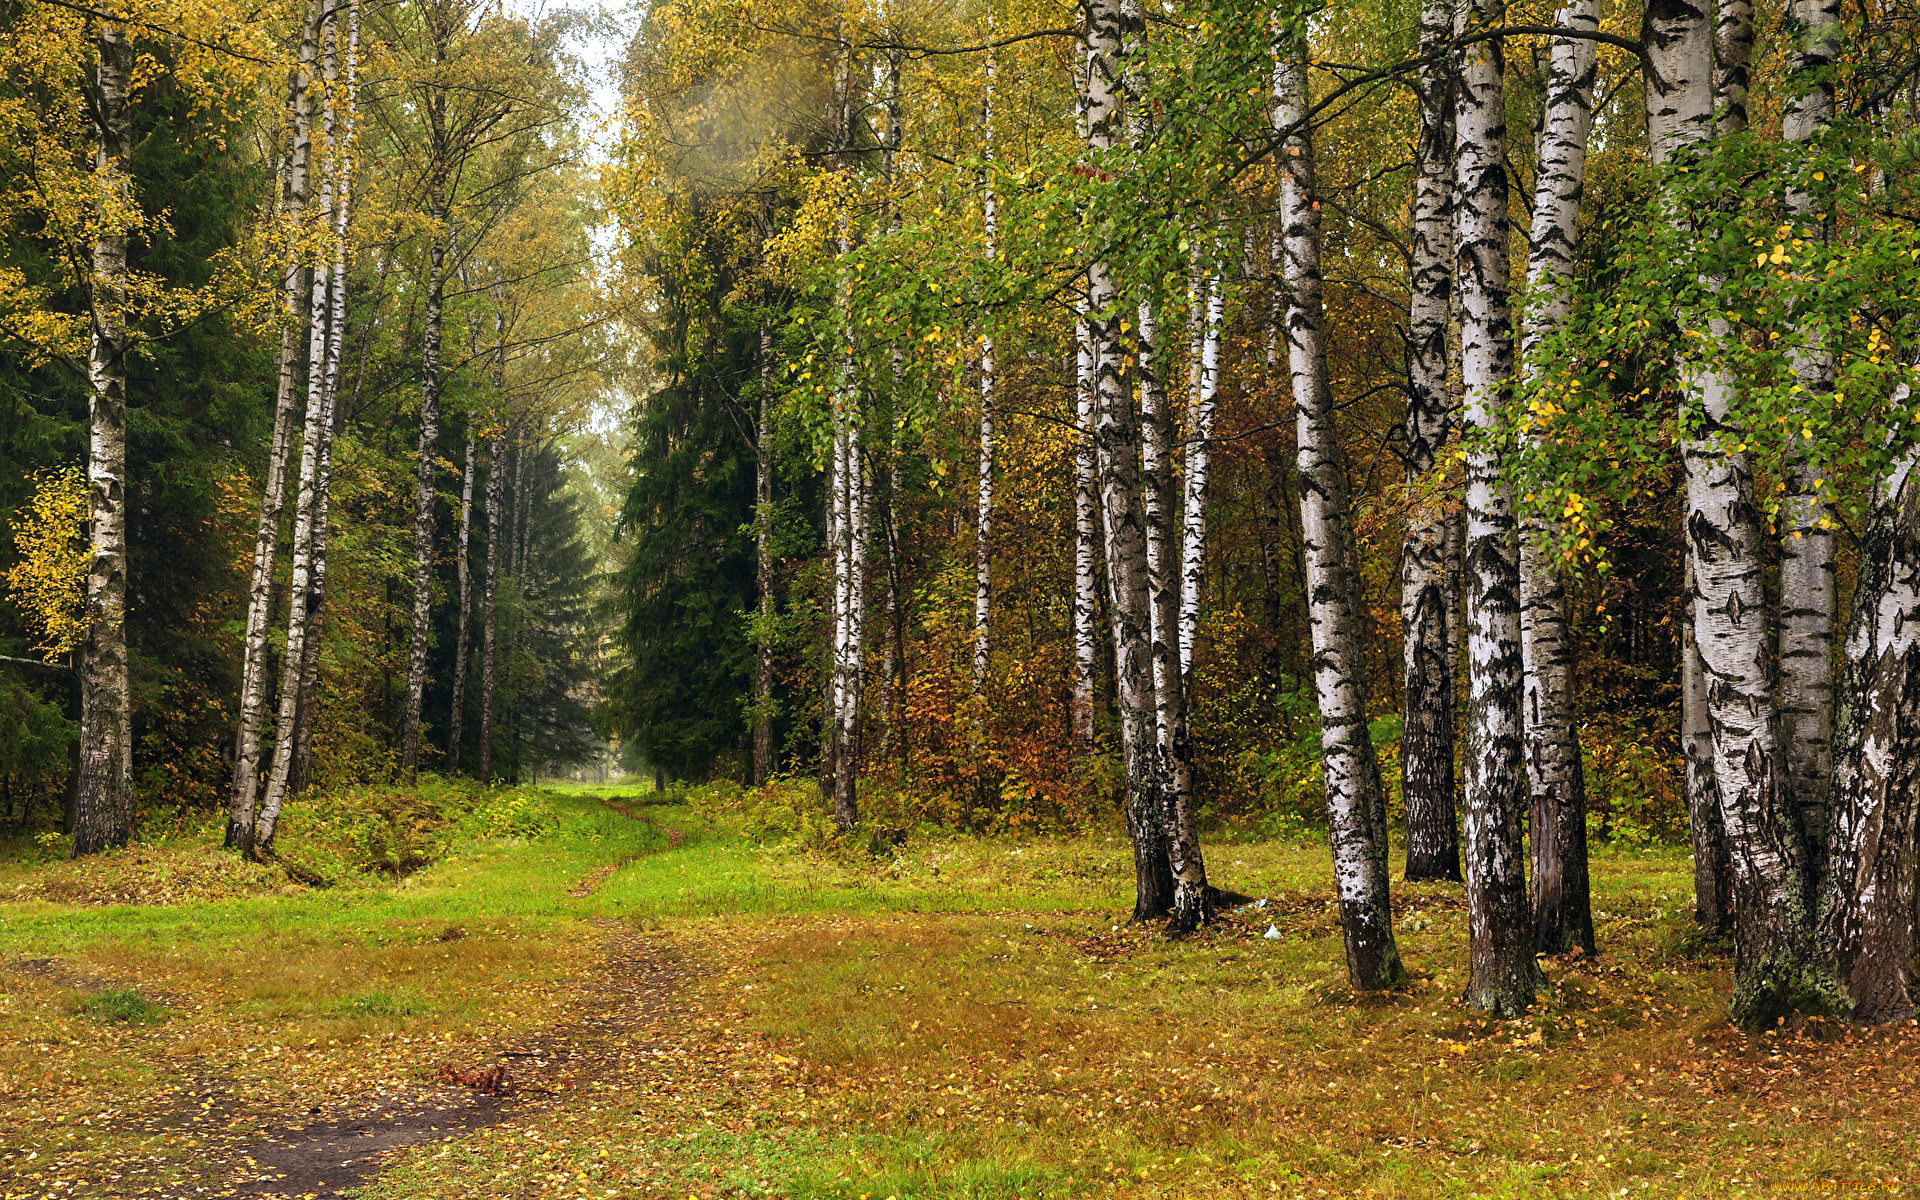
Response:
[1677,0,1740,928]
[875,32,906,767]
[1072,300,1099,755]
[1712,0,1752,135]
[289,0,358,801]
[1178,268,1222,682]
[1777,0,1843,883]
[479,434,504,783]
[1645,0,1834,1027]
[447,432,477,770]
[514,435,534,578]
[1086,0,1171,919]
[1455,0,1534,1016]
[1519,0,1598,957]
[973,41,996,697]
[753,322,777,785]
[72,21,136,857]
[255,18,343,849]
[1275,19,1403,990]
[1399,0,1462,884]
[1137,292,1209,931]
[1820,371,1920,1023]
[230,0,321,850]
[1683,613,1734,931]
[823,390,841,796]
[828,80,864,837]
[398,214,449,778]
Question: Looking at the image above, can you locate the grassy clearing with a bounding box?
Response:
[2,787,1916,1197]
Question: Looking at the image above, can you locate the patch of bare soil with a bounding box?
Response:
[168,907,678,1197]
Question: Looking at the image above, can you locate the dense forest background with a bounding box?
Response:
[5,0,1920,1027]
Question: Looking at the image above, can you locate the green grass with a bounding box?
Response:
[3,785,1917,1199]
[74,986,167,1025]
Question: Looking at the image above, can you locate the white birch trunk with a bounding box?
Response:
[1519,0,1598,957]
[229,0,321,850]
[73,23,136,856]
[1683,609,1734,931]
[1137,292,1209,930]
[1178,270,1222,683]
[1455,0,1534,1015]
[1646,0,1833,1026]
[256,19,343,846]
[291,0,357,797]
[1086,0,1171,919]
[1072,301,1099,755]
[829,193,863,830]
[973,42,996,696]
[1777,0,1843,881]
[447,433,477,769]
[1399,0,1461,883]
[1820,368,1920,1023]
[1275,21,1403,989]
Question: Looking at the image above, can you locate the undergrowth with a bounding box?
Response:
[0,778,562,904]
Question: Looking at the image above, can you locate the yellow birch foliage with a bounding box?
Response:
[3,467,90,659]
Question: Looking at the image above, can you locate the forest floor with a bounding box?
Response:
[1,786,1916,1199]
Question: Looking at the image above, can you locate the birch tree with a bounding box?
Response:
[230,0,323,849]
[1644,0,1834,1026]
[1776,0,1844,880]
[1518,0,1598,957]
[71,21,136,856]
[1454,0,1533,1015]
[1820,366,1920,1023]
[1178,267,1222,684]
[447,431,478,768]
[257,15,347,847]
[290,0,360,798]
[1072,299,1099,755]
[973,40,996,697]
[1084,0,1171,920]
[1275,15,1402,990]
[398,207,450,778]
[828,39,864,832]
[1399,0,1461,885]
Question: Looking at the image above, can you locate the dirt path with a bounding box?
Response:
[165,811,681,1199]
[210,921,675,1199]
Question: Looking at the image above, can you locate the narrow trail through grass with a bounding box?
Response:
[2,785,1917,1198]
